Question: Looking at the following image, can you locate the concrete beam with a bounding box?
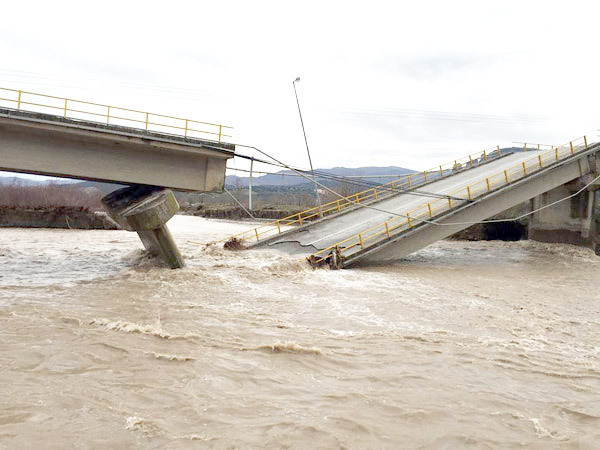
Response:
[0,108,234,191]
[351,154,592,266]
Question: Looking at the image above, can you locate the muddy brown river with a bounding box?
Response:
[0,216,599,449]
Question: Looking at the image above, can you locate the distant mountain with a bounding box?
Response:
[55,180,127,194]
[226,166,416,188]
[0,176,42,187]
[0,172,125,194]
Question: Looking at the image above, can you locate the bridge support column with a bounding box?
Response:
[102,185,185,268]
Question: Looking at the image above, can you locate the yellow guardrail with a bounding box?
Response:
[0,87,233,142]
[309,136,590,266]
[220,144,519,245]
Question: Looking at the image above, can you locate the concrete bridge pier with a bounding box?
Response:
[102,185,185,268]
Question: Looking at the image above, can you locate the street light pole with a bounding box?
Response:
[293,77,323,218]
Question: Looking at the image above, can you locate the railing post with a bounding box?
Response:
[486,178,491,191]
[538,155,543,168]
[467,186,471,200]
[17,90,22,109]
[555,148,559,160]
[584,136,588,150]
[423,170,428,182]
[219,125,223,142]
[107,105,111,124]
[469,155,473,166]
[483,150,487,161]
[439,165,443,176]
[297,213,303,225]
[497,145,501,156]
[407,175,411,188]
[254,228,259,241]
[385,222,390,238]
[355,192,359,203]
[63,98,68,118]
[504,170,509,183]
[523,143,527,152]
[522,162,527,175]
[407,213,411,227]
[359,234,364,249]
[570,142,574,154]
[427,203,432,217]
[185,119,189,137]
[336,200,341,212]
[145,112,149,131]
[447,197,452,208]
[277,221,281,233]
[374,188,378,199]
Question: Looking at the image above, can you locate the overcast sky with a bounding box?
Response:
[2,0,599,178]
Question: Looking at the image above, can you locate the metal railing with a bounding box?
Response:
[0,87,233,142]
[309,136,590,266]
[221,144,514,245]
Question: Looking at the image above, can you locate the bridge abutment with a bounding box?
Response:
[528,160,600,252]
[102,185,185,269]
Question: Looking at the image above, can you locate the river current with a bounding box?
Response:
[0,215,599,449]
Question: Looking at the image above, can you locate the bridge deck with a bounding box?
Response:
[250,138,597,267]
[0,108,234,191]
[265,151,546,253]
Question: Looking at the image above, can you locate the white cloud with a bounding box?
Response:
[1,0,599,175]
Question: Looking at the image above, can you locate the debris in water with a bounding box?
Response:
[224,237,245,250]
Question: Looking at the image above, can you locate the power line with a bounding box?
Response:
[219,142,600,232]
[0,68,220,98]
[222,143,469,216]
[331,107,545,125]
[338,105,545,122]
[229,151,467,202]
[227,167,410,178]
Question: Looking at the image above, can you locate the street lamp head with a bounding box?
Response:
[294,77,301,83]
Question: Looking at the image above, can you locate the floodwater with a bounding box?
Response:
[0,215,599,449]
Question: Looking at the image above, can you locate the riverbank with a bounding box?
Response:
[179,204,303,221]
[0,203,531,241]
[0,206,119,230]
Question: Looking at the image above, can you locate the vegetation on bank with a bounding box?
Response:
[0,184,103,211]
[0,185,114,229]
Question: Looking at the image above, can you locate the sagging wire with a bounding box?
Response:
[220,146,468,202]
[215,142,600,229]
[271,166,469,203]
[221,143,467,224]
[223,187,255,219]
[228,167,406,179]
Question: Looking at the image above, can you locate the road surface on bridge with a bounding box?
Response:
[264,150,554,253]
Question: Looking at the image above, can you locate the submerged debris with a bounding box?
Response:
[307,246,343,270]
[223,237,245,250]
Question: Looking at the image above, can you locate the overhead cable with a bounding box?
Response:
[219,142,600,230]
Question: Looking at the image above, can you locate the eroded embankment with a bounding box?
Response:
[0,206,119,230]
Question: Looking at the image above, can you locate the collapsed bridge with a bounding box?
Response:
[225,137,600,268]
[0,87,235,268]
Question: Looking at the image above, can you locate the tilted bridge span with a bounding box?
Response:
[225,137,600,268]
